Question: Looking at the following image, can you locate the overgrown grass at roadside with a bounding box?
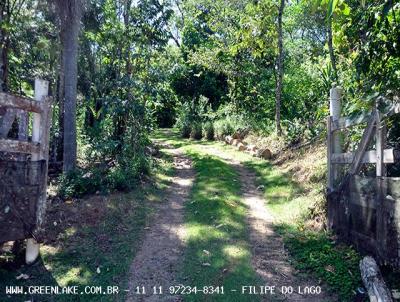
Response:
[275,225,361,301]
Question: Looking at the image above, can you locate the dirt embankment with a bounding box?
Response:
[225,131,328,227]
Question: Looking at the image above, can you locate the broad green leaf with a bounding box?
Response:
[327,0,339,18]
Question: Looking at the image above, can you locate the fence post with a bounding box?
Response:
[26,78,49,265]
[328,87,343,189]
[376,110,386,178]
[375,103,387,259]
[327,116,333,190]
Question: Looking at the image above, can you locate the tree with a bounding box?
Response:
[275,0,285,136]
[55,0,82,172]
[319,0,349,83]
[326,0,339,81]
[0,0,29,140]
[0,0,10,93]
[0,0,13,137]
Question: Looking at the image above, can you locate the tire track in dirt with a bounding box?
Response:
[126,147,194,302]
[197,145,335,302]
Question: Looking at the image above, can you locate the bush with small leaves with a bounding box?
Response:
[58,168,103,199]
[181,121,192,138]
[190,122,203,140]
[203,121,214,140]
[214,119,234,139]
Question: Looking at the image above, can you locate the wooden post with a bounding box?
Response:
[376,106,387,259]
[17,109,28,141]
[329,87,343,189]
[360,256,393,302]
[376,110,386,177]
[26,79,49,265]
[327,116,334,191]
[348,111,377,175]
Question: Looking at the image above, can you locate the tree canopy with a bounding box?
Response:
[0,0,399,187]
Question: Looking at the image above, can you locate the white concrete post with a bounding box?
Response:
[329,87,343,187]
[330,87,342,129]
[26,79,49,265]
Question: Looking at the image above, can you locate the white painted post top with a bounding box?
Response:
[330,86,343,119]
[34,79,49,102]
[32,78,49,147]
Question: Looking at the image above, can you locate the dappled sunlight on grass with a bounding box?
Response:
[64,227,77,237]
[152,129,216,152]
[41,245,60,256]
[170,132,307,221]
[56,266,91,287]
[154,129,363,300]
[244,161,308,223]
[144,192,162,203]
[152,148,175,192]
[223,245,250,260]
[187,225,227,241]
[181,150,262,302]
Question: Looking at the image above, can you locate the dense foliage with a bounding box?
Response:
[166,0,399,146]
[1,0,399,194]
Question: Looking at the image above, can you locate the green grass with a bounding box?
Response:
[1,129,366,301]
[0,152,175,302]
[153,129,262,301]
[275,225,362,301]
[241,160,362,301]
[206,142,362,301]
[154,129,363,301]
[181,152,261,302]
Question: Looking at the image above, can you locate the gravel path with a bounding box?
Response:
[126,139,335,302]
[126,148,194,302]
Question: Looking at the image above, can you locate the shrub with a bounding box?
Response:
[190,122,203,140]
[174,102,194,138]
[203,121,214,140]
[214,119,234,139]
[181,121,191,138]
[58,168,103,199]
[107,164,138,191]
[282,119,305,146]
[58,151,148,199]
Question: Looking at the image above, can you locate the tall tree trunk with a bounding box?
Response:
[0,1,8,93]
[327,17,337,82]
[0,26,14,139]
[124,0,132,77]
[275,0,285,136]
[0,1,17,140]
[56,0,81,172]
[56,46,65,162]
[62,11,79,172]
